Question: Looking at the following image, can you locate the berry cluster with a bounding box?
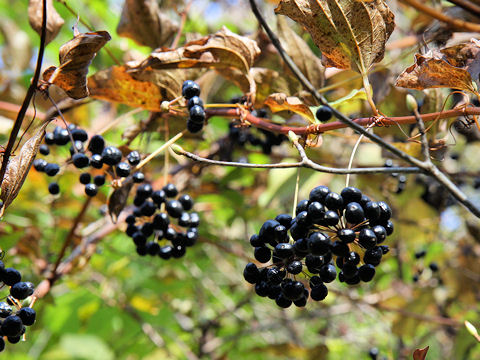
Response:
[0,259,36,352]
[33,125,146,196]
[243,186,393,308]
[228,121,287,155]
[183,80,206,134]
[124,183,199,259]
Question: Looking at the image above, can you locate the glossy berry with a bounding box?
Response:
[341,187,362,203]
[101,146,122,166]
[189,105,206,124]
[358,228,377,249]
[48,182,60,195]
[90,154,103,169]
[274,243,294,259]
[359,264,376,282]
[182,80,201,99]
[319,264,337,283]
[286,260,303,275]
[309,185,330,203]
[254,247,271,263]
[178,194,193,211]
[71,128,88,142]
[53,127,70,145]
[310,283,328,301]
[324,192,344,210]
[84,184,98,197]
[88,135,105,154]
[136,183,153,198]
[308,232,330,256]
[45,163,60,176]
[39,144,50,156]
[1,268,21,286]
[94,175,105,186]
[72,153,89,168]
[33,159,48,172]
[165,200,183,218]
[163,183,178,198]
[123,152,139,167]
[187,96,203,109]
[187,120,203,133]
[132,172,145,183]
[44,132,55,145]
[10,281,34,300]
[344,202,365,224]
[337,228,356,243]
[116,162,131,177]
[79,173,91,184]
[1,315,23,337]
[315,106,333,122]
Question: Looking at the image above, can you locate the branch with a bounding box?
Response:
[171,143,421,175]
[0,0,47,186]
[445,0,480,17]
[401,0,480,32]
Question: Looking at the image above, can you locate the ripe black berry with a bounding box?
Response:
[44,163,60,176]
[88,135,105,154]
[72,153,89,168]
[310,283,328,301]
[116,162,131,177]
[187,120,203,133]
[94,175,105,186]
[165,200,183,218]
[315,106,333,122]
[79,173,91,184]
[187,96,203,109]
[163,183,178,198]
[84,184,98,197]
[189,105,206,124]
[182,80,201,99]
[33,159,48,172]
[132,172,145,183]
[1,315,23,337]
[1,268,21,286]
[10,281,34,300]
[101,146,122,166]
[39,144,50,155]
[127,151,141,165]
[71,128,88,142]
[90,154,103,168]
[48,182,60,195]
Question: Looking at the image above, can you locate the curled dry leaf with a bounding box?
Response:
[275,0,394,72]
[0,122,49,216]
[88,65,202,111]
[28,0,64,45]
[108,178,134,223]
[117,0,179,48]
[264,93,315,123]
[42,30,111,99]
[396,39,480,93]
[134,27,260,73]
[413,346,429,360]
[276,16,324,89]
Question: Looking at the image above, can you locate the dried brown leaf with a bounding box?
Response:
[43,30,111,99]
[108,179,134,223]
[413,346,429,360]
[395,43,480,93]
[277,16,324,89]
[134,26,260,74]
[28,0,64,45]
[88,65,202,110]
[264,93,315,122]
[0,122,48,216]
[275,0,394,72]
[117,0,178,48]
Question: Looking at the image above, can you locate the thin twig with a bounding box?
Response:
[248,0,480,218]
[172,143,421,175]
[401,0,480,32]
[0,0,47,186]
[171,1,192,48]
[50,196,92,283]
[445,0,480,17]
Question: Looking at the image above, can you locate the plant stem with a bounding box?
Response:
[0,0,47,187]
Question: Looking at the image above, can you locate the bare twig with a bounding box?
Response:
[401,0,480,32]
[445,0,480,17]
[171,1,192,48]
[0,0,47,187]
[171,143,421,175]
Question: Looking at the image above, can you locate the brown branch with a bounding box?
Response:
[205,106,480,135]
[0,0,47,187]
[445,0,480,17]
[401,0,480,32]
[171,1,192,48]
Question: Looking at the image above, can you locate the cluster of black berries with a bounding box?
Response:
[412,249,439,283]
[243,186,394,308]
[124,183,199,259]
[183,80,205,134]
[0,260,36,351]
[384,159,408,194]
[33,125,146,196]
[228,121,287,155]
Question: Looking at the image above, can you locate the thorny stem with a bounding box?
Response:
[248,0,480,218]
[0,0,47,187]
